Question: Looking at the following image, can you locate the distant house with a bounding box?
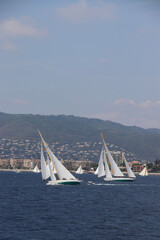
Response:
[130,161,141,167]
[131,161,144,172]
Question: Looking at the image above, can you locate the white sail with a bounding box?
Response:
[53,167,57,174]
[46,164,50,179]
[103,150,113,179]
[139,166,148,176]
[104,142,124,177]
[76,165,83,174]
[46,143,76,180]
[98,147,105,178]
[94,166,99,175]
[123,155,136,178]
[48,160,57,174]
[41,144,50,181]
[47,156,56,181]
[33,165,40,173]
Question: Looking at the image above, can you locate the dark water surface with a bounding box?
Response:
[0,172,160,240]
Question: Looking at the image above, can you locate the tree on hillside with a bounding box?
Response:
[155,159,160,165]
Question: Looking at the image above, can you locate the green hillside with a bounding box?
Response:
[0,112,160,161]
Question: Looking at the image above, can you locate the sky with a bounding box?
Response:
[0,0,160,129]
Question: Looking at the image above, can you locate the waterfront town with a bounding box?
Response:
[0,137,148,172]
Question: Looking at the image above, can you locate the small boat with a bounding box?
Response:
[38,130,82,185]
[97,133,136,182]
[88,181,95,185]
[33,164,40,173]
[139,165,148,176]
[75,165,84,174]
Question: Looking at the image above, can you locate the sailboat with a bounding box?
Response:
[139,165,148,176]
[97,133,136,181]
[75,165,84,174]
[38,130,82,185]
[33,164,40,173]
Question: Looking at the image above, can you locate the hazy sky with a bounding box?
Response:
[0,0,160,128]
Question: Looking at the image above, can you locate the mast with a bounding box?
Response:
[38,129,61,180]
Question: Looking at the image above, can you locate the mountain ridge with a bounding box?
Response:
[0,112,160,161]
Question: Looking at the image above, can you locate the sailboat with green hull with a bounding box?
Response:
[38,130,82,185]
[97,133,136,182]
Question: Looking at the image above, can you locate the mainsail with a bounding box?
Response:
[103,149,113,180]
[98,147,105,178]
[104,141,124,177]
[41,144,50,181]
[47,155,56,181]
[47,145,76,180]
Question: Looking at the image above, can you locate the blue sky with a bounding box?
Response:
[0,0,160,128]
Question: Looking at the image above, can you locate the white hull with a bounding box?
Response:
[47,179,82,185]
[104,177,135,182]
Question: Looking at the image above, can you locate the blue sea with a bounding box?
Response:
[0,172,160,240]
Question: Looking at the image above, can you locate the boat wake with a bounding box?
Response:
[87,182,155,187]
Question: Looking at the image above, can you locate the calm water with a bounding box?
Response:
[0,172,160,240]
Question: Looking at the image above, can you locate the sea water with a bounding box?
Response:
[0,172,160,240]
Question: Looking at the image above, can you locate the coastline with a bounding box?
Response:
[0,169,160,175]
[0,169,33,172]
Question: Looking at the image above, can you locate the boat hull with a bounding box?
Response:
[47,179,82,185]
[104,177,135,182]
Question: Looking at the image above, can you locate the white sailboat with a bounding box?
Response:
[98,133,136,181]
[38,130,82,185]
[139,165,148,176]
[33,164,40,173]
[75,165,84,174]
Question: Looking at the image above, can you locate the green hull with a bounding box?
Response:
[58,181,81,185]
[104,177,135,182]
[47,179,82,185]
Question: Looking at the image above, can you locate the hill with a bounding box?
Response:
[0,112,160,162]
